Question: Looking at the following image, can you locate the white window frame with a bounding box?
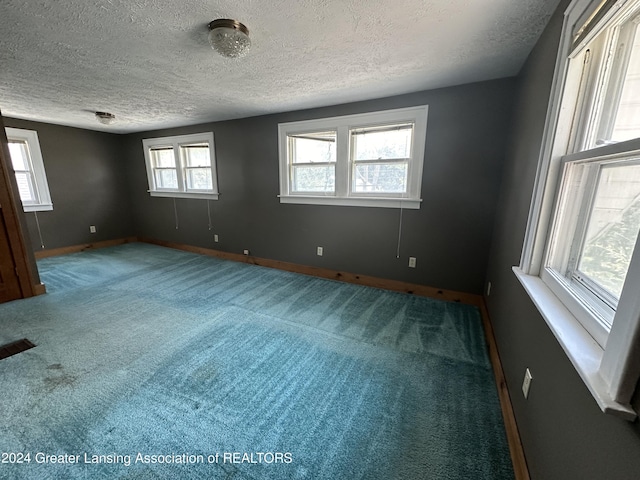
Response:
[142,132,219,200]
[5,127,53,212]
[517,0,640,420]
[278,106,428,209]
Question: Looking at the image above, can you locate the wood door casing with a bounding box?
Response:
[0,205,21,302]
[0,110,41,302]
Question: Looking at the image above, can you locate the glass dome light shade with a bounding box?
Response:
[208,19,251,58]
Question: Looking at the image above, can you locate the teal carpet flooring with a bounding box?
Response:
[0,243,514,479]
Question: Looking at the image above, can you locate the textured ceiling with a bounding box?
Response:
[0,0,561,133]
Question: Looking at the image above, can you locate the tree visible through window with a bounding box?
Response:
[142,132,218,200]
[288,132,336,193]
[578,164,640,298]
[278,106,428,209]
[351,124,412,194]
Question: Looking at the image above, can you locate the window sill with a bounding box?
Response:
[513,267,636,420]
[278,195,421,209]
[24,203,53,212]
[148,191,219,201]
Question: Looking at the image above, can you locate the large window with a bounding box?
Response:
[5,127,53,212]
[278,106,428,209]
[518,0,640,419]
[142,132,218,200]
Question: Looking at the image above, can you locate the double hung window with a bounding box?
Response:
[5,127,52,212]
[278,106,428,209]
[288,131,337,193]
[519,0,640,419]
[350,123,413,195]
[142,132,218,200]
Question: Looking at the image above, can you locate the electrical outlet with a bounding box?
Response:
[243,249,250,255]
[89,225,96,234]
[487,281,492,296]
[317,246,323,256]
[408,257,417,268]
[522,368,533,399]
[214,234,219,243]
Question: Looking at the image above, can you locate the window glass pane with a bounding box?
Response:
[289,132,336,164]
[611,23,640,142]
[185,168,212,190]
[8,141,29,171]
[14,172,35,202]
[353,163,408,193]
[578,163,640,298]
[181,144,211,167]
[352,124,412,161]
[150,148,175,168]
[154,169,178,189]
[292,165,335,192]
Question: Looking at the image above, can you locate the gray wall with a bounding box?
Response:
[3,118,134,251]
[485,1,640,479]
[123,79,515,295]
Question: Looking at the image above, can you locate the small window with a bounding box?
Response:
[181,143,213,191]
[142,133,218,200]
[5,127,53,212]
[149,147,178,190]
[278,106,428,209]
[288,131,337,193]
[350,123,413,194]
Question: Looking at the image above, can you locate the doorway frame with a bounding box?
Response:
[0,110,43,298]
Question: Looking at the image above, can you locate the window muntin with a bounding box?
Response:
[278,106,428,209]
[5,127,52,212]
[142,132,218,200]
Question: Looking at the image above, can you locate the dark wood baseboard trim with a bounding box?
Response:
[139,237,483,307]
[33,237,138,259]
[479,300,529,480]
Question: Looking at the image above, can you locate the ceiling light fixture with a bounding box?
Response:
[208,19,251,58]
[95,111,116,125]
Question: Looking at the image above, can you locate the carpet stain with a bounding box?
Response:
[47,363,63,370]
[44,373,77,392]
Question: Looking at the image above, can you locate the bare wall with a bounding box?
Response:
[123,79,515,295]
[485,0,640,479]
[3,118,134,251]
